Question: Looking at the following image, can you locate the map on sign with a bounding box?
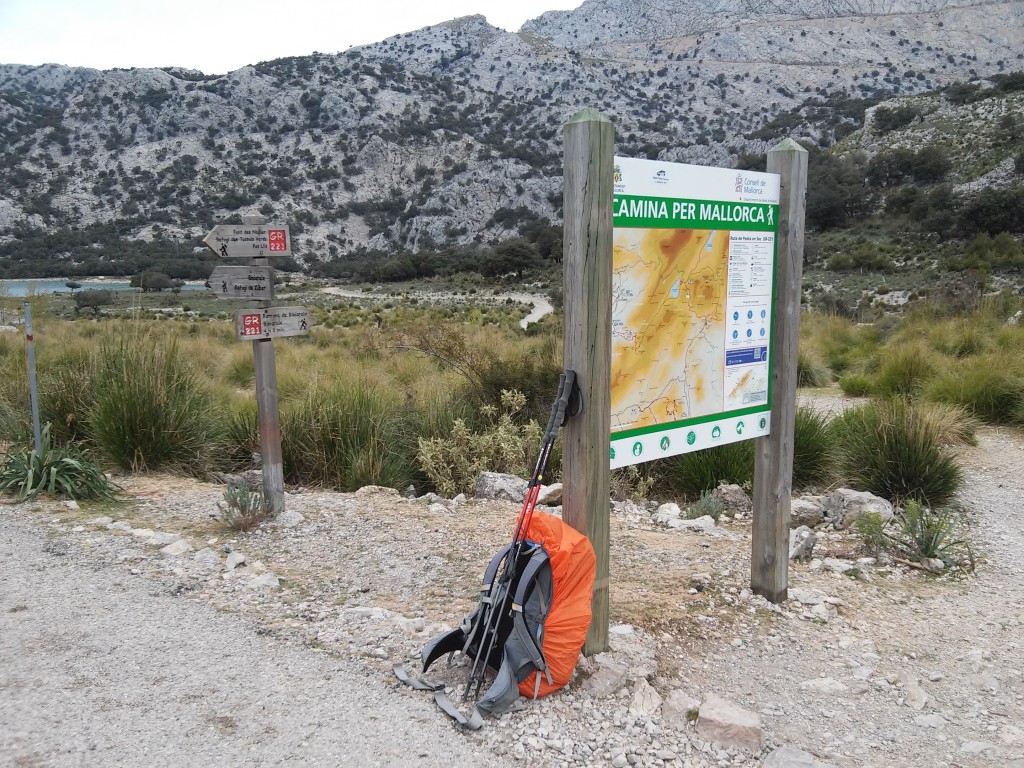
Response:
[610,157,780,469]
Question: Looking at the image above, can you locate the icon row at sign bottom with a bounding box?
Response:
[610,414,770,463]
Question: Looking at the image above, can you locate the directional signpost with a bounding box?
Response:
[203,223,291,259]
[204,216,308,516]
[235,306,312,340]
[210,265,275,300]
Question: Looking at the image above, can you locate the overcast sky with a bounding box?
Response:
[0,0,584,75]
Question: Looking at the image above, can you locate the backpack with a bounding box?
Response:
[396,509,596,728]
[395,371,593,728]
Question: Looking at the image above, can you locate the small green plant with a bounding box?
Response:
[853,510,889,555]
[0,424,115,501]
[887,499,968,567]
[610,464,657,501]
[684,490,725,520]
[417,389,541,497]
[221,481,273,531]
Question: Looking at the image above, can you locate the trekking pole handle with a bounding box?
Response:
[545,369,577,443]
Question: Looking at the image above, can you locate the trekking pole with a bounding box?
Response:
[464,371,577,700]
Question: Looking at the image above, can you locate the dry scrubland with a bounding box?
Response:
[2,291,1023,514]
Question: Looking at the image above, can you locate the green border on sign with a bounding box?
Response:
[614,194,780,232]
[612,404,771,441]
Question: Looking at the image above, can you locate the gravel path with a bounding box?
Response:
[1,419,1022,767]
[0,516,508,768]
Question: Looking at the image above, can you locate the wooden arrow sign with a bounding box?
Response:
[209,266,275,300]
[204,223,291,258]
[235,306,312,340]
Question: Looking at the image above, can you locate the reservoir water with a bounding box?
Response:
[0,279,205,297]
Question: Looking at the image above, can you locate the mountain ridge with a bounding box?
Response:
[0,0,1021,277]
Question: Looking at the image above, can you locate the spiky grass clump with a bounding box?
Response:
[925,355,1024,424]
[872,342,935,397]
[792,405,837,489]
[832,397,963,507]
[797,348,831,388]
[87,334,219,473]
[839,373,873,397]
[282,380,415,492]
[0,423,115,501]
[39,357,94,446]
[220,398,260,472]
[659,440,755,497]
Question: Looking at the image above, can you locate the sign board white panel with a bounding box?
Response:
[235,306,312,340]
[204,223,291,258]
[209,266,275,300]
[609,157,781,469]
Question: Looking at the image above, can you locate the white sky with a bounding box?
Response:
[0,0,584,75]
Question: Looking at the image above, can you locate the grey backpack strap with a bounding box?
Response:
[509,552,552,684]
[393,664,444,692]
[476,549,553,715]
[433,690,484,731]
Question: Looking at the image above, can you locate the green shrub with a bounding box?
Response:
[853,510,889,555]
[797,349,831,388]
[839,373,872,396]
[87,335,219,472]
[887,499,968,566]
[832,397,963,506]
[417,390,541,497]
[658,440,754,497]
[792,406,836,488]
[0,424,115,501]
[282,380,415,492]
[925,356,1024,423]
[872,343,935,397]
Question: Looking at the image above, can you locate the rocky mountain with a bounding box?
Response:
[0,0,1021,276]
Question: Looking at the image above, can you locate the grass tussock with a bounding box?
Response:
[88,333,219,473]
[832,397,963,507]
[281,380,415,492]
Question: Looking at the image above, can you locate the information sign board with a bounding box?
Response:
[610,157,781,468]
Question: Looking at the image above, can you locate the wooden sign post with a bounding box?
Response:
[751,139,809,603]
[562,108,614,655]
[243,214,285,515]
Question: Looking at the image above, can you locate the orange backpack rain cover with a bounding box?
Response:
[517,509,597,698]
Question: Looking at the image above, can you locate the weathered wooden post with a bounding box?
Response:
[751,139,808,603]
[243,214,285,514]
[562,108,614,654]
[23,301,42,455]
